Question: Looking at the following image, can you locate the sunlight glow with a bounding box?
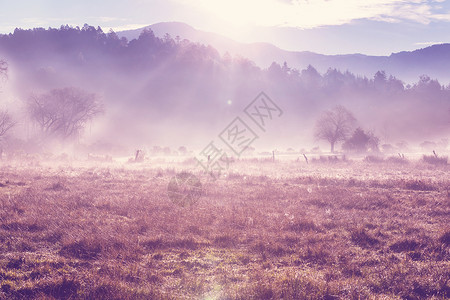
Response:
[176,0,448,34]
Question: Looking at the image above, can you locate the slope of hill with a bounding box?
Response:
[118,22,450,84]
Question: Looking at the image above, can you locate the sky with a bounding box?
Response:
[0,0,449,55]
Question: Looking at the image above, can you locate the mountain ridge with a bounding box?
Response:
[118,22,450,84]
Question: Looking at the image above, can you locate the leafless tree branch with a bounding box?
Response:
[314,105,356,152]
[27,87,104,140]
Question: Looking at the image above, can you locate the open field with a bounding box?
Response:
[0,159,449,299]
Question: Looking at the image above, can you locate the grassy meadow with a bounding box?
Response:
[0,157,448,299]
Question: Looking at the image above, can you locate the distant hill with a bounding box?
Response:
[119,22,450,84]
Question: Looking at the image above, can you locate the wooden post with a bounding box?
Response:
[433,150,438,158]
[135,150,140,161]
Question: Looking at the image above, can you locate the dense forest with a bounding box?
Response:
[0,25,448,153]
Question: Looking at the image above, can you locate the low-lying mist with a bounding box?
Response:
[0,25,448,159]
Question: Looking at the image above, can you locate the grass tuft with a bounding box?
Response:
[59,239,102,260]
[351,228,380,248]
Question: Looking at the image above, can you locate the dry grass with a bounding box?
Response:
[0,159,449,299]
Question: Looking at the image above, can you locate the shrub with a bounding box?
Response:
[423,155,448,165]
[343,128,380,153]
[364,155,384,163]
[386,156,409,164]
[404,180,436,191]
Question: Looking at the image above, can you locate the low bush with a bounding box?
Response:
[423,155,448,165]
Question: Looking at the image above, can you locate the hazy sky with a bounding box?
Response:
[0,0,449,55]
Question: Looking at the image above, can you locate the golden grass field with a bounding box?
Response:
[0,158,448,299]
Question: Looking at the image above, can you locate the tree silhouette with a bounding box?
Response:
[27,87,103,140]
[0,110,15,137]
[0,60,6,80]
[314,105,356,152]
[342,127,380,153]
[0,61,14,159]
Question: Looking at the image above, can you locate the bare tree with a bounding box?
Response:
[0,110,14,160]
[0,110,15,137]
[0,60,14,136]
[314,105,356,152]
[0,60,7,79]
[28,87,103,140]
[0,62,14,159]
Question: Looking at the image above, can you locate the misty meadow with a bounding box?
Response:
[0,9,449,300]
[0,25,449,151]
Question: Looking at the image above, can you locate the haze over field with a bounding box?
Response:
[0,1,449,299]
[0,0,449,155]
[0,24,448,155]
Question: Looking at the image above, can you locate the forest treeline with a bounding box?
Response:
[0,24,448,150]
